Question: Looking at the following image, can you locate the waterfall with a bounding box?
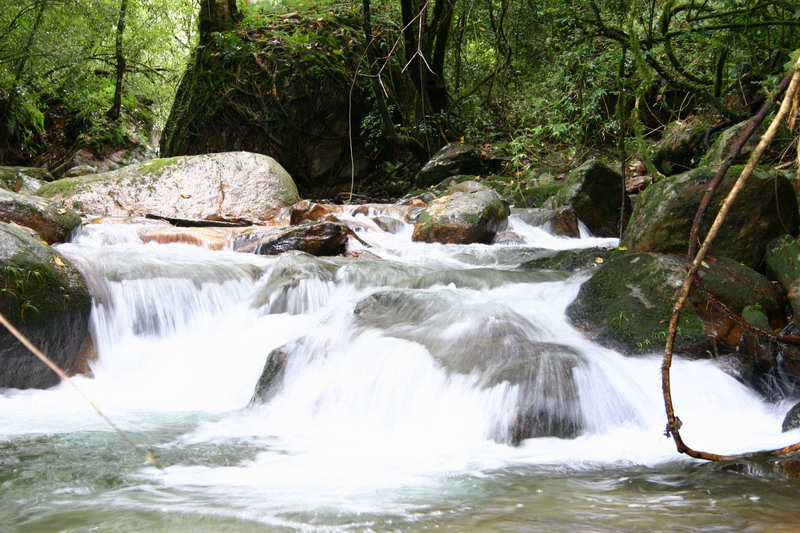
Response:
[1,209,797,530]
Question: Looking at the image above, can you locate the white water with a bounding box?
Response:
[1,209,798,529]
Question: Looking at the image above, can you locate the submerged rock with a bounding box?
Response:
[354,289,586,442]
[0,222,93,389]
[412,181,509,244]
[37,151,300,222]
[138,226,232,250]
[622,165,799,269]
[0,189,81,244]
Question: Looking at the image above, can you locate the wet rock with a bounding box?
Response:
[485,344,586,443]
[412,181,509,244]
[415,142,483,187]
[344,249,382,259]
[250,347,289,404]
[353,288,584,442]
[0,189,82,244]
[37,151,300,222]
[250,252,337,314]
[567,251,785,356]
[520,247,614,272]
[511,207,580,238]
[0,222,93,389]
[543,159,630,237]
[138,226,232,250]
[782,401,800,432]
[234,222,350,256]
[622,166,799,269]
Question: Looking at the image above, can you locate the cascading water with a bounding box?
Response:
[1,208,799,532]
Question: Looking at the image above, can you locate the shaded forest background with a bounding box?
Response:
[1,0,798,197]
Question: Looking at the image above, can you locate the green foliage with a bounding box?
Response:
[0,0,197,162]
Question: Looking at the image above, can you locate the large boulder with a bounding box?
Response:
[0,222,93,389]
[543,159,631,237]
[765,235,800,326]
[411,181,509,244]
[700,120,796,168]
[650,117,709,176]
[0,189,82,244]
[36,152,299,222]
[160,8,377,194]
[353,289,586,442]
[622,166,799,269]
[567,251,785,355]
[414,142,483,187]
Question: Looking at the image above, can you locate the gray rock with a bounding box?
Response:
[37,152,300,222]
[234,222,350,256]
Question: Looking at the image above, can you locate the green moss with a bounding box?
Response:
[138,156,181,176]
[36,177,85,198]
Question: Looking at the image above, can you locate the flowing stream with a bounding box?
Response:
[2,206,799,532]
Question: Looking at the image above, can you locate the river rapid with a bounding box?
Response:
[1,206,799,532]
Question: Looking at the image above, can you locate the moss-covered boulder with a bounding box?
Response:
[37,152,299,222]
[700,120,796,168]
[412,181,509,244]
[0,222,93,389]
[650,117,710,176]
[415,142,483,187]
[161,7,377,194]
[543,159,631,237]
[0,189,81,244]
[567,252,785,355]
[765,234,800,325]
[622,166,799,269]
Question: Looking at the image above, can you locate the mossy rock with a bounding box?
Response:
[566,251,784,355]
[700,121,796,168]
[411,181,509,244]
[650,117,711,176]
[544,159,631,238]
[567,252,707,354]
[0,167,55,189]
[0,189,81,244]
[622,166,799,269]
[765,234,800,326]
[160,7,376,194]
[520,247,614,272]
[0,222,92,389]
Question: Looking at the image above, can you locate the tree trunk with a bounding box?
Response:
[107,0,129,121]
